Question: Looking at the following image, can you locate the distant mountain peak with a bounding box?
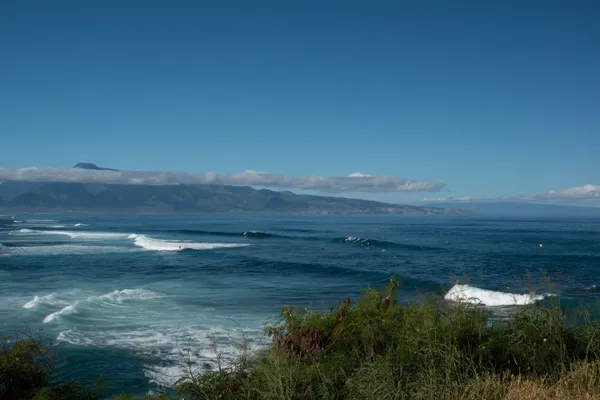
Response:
[73,163,119,172]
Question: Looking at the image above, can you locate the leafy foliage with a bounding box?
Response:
[0,333,107,400]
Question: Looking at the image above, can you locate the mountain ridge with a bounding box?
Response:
[73,162,120,171]
[0,180,461,214]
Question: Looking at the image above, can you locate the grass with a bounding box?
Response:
[3,278,600,399]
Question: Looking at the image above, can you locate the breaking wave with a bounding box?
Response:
[160,229,288,239]
[16,229,129,240]
[335,236,439,251]
[129,234,249,252]
[23,293,67,308]
[444,284,550,306]
[43,304,77,323]
[1,245,135,256]
[243,230,282,238]
[40,289,163,323]
[74,223,88,227]
[99,288,163,304]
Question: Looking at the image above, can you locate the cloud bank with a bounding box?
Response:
[424,184,600,203]
[0,167,444,193]
[543,184,600,201]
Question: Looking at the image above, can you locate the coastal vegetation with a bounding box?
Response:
[3,279,600,399]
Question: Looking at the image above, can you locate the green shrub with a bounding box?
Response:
[5,279,600,399]
[0,333,107,400]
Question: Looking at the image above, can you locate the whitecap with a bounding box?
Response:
[23,293,70,308]
[14,229,129,240]
[99,288,163,305]
[43,303,77,323]
[42,288,163,323]
[23,296,40,308]
[444,284,548,306]
[2,245,135,256]
[74,223,88,227]
[130,234,249,252]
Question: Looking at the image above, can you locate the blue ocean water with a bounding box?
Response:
[1,214,600,395]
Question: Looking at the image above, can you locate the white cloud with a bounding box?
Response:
[347,172,374,178]
[0,167,444,193]
[542,184,600,200]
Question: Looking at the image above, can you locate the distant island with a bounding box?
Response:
[0,163,461,215]
[425,201,600,217]
[73,162,120,172]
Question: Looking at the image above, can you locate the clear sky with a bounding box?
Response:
[1,0,598,203]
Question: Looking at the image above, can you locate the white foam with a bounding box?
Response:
[23,230,130,239]
[43,304,77,323]
[14,229,130,240]
[57,325,264,387]
[99,289,163,305]
[41,288,163,323]
[345,236,368,243]
[131,234,249,252]
[74,223,87,227]
[23,296,40,308]
[23,292,69,308]
[444,284,547,306]
[1,245,135,256]
[49,225,66,228]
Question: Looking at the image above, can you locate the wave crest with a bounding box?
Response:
[100,289,163,304]
[157,229,287,239]
[39,288,163,323]
[23,293,64,308]
[243,231,279,238]
[2,245,135,256]
[130,234,249,252]
[43,304,77,323]
[444,284,549,306]
[335,236,436,251]
[16,229,129,239]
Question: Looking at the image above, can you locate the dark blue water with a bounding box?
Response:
[1,214,599,395]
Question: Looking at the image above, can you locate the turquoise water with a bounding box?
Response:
[1,214,600,395]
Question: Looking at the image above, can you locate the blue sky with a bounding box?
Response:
[1,0,598,203]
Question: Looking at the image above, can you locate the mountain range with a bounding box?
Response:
[0,163,459,215]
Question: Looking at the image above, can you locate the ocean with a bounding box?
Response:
[1,214,599,396]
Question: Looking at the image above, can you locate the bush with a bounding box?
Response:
[0,332,107,400]
[174,278,600,399]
